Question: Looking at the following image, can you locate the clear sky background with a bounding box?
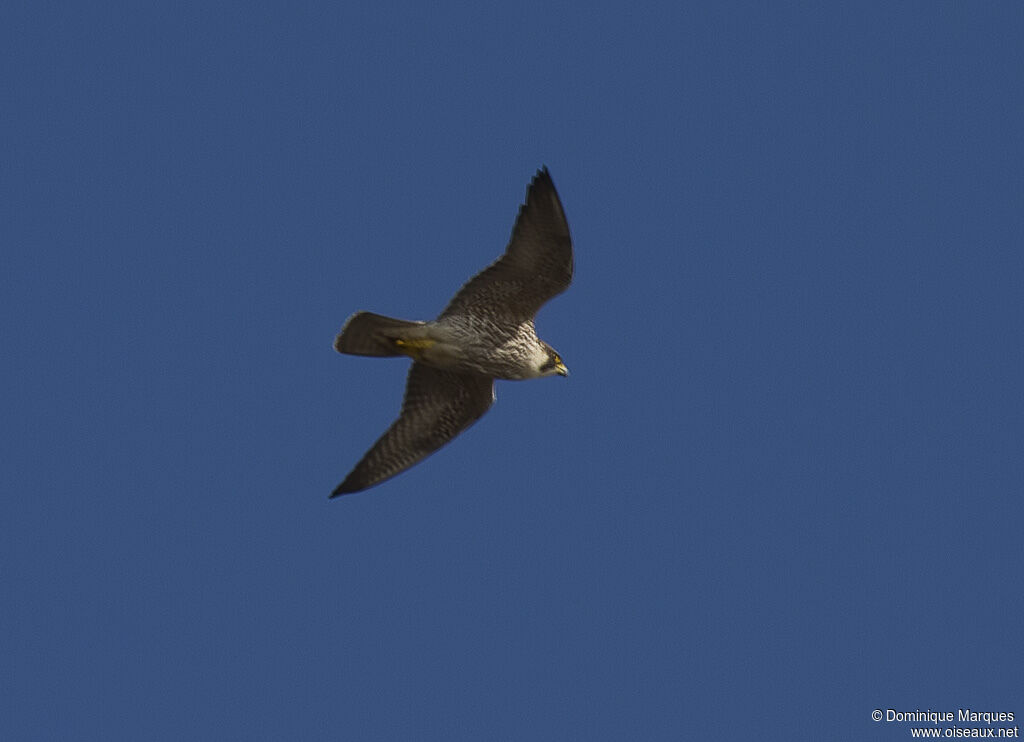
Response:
[4,2,1022,740]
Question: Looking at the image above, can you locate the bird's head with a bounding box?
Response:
[537,343,569,378]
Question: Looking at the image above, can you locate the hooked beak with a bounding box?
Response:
[555,362,569,377]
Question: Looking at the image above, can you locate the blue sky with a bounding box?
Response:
[4,1,1022,739]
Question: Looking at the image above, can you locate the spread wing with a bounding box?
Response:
[331,363,495,496]
[439,167,573,326]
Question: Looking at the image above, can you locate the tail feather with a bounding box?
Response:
[334,312,425,356]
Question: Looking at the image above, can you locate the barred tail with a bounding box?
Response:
[333,312,425,357]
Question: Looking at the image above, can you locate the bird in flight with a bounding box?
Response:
[331,167,573,497]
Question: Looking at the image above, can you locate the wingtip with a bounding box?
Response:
[331,470,375,497]
[528,166,558,200]
[329,482,356,498]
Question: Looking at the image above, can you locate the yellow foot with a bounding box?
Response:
[394,337,436,359]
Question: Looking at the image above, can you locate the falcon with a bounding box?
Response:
[330,167,573,497]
